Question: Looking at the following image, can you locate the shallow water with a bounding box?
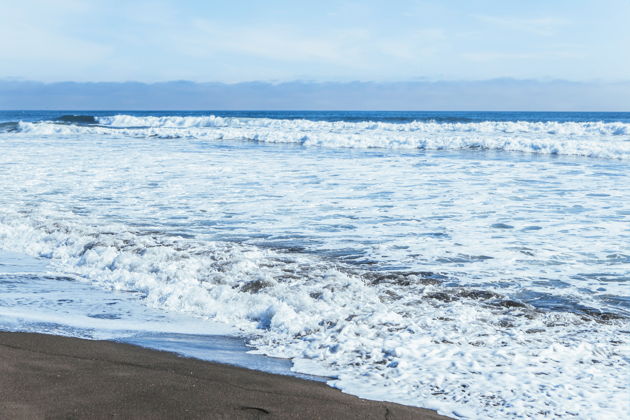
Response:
[0,250,323,380]
[1,111,629,419]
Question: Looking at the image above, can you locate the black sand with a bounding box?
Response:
[0,332,451,419]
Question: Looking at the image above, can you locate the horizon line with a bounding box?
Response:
[3,78,630,85]
[2,108,630,113]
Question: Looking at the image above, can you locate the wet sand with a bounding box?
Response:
[0,331,450,419]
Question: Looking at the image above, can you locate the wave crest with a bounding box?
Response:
[56,115,98,124]
[10,115,630,159]
[98,115,230,128]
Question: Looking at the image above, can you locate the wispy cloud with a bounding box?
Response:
[462,50,583,62]
[183,20,347,63]
[0,1,627,83]
[474,15,569,37]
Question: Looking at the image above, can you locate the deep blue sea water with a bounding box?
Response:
[2,109,630,124]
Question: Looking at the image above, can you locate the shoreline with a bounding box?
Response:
[0,331,451,419]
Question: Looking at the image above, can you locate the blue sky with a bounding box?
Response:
[2,0,629,83]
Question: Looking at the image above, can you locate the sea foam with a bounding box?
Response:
[2,113,630,419]
[12,115,630,159]
[0,214,628,419]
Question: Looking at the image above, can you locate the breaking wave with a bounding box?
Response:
[0,121,19,133]
[0,214,628,419]
[55,115,99,124]
[2,109,630,419]
[9,114,630,159]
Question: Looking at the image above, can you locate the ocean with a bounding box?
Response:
[1,110,629,418]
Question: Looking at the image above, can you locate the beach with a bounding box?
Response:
[3,0,630,417]
[0,331,449,419]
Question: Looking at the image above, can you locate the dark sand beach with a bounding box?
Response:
[0,332,450,419]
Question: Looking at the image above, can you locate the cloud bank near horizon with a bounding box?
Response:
[2,79,629,111]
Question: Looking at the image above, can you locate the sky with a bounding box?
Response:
[1,0,629,109]
[2,0,629,83]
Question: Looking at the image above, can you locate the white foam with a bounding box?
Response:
[13,116,630,159]
[98,114,231,128]
[1,217,628,419]
[2,116,630,418]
